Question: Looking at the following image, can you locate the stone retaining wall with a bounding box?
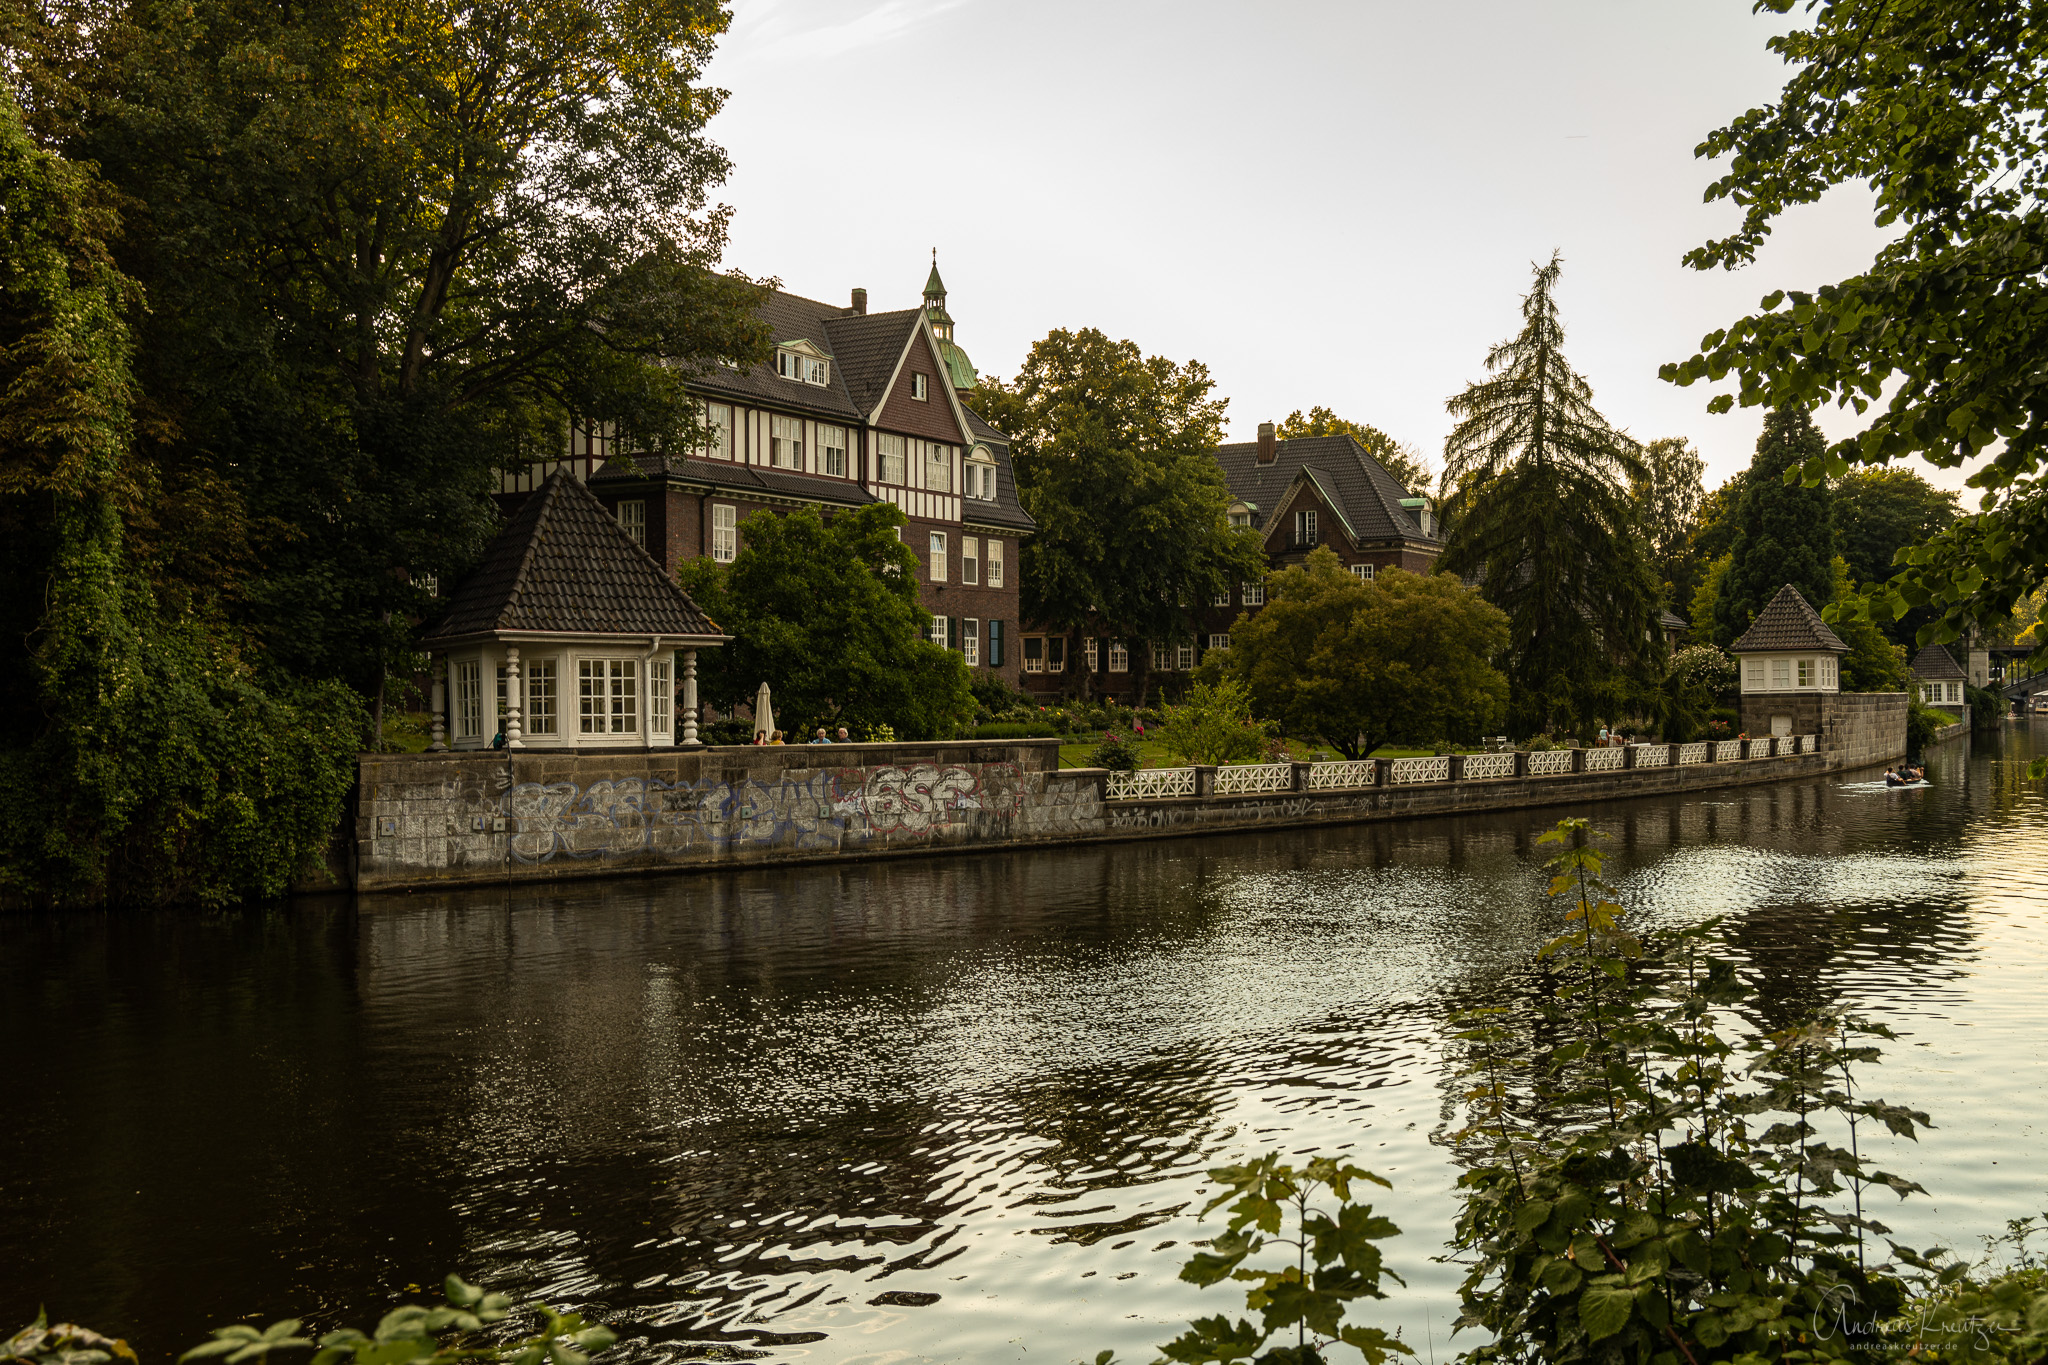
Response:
[336,695,1904,892]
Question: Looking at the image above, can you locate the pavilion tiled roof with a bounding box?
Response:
[1909,643,1966,682]
[425,471,722,642]
[1729,584,1848,654]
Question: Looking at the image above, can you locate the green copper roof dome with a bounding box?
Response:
[939,337,978,391]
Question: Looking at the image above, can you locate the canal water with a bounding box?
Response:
[5,724,2045,1365]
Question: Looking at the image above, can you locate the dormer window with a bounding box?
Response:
[966,447,997,499]
[1227,500,1257,529]
[911,373,929,401]
[775,342,831,386]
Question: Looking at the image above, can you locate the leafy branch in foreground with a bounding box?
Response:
[175,1277,613,1365]
[1095,1155,1413,1365]
[1445,818,1941,1365]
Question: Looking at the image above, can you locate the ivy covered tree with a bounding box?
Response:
[973,328,1264,698]
[1665,0,2048,665]
[1712,405,1836,644]
[1438,253,1665,736]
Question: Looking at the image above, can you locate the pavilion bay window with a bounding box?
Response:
[526,661,557,736]
[454,661,483,740]
[648,658,672,737]
[1798,659,1815,687]
[1772,659,1791,688]
[579,659,639,735]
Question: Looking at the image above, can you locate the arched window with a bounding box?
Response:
[966,446,998,500]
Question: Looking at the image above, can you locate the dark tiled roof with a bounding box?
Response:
[684,290,866,420]
[1213,435,1434,543]
[960,403,1036,532]
[1660,609,1689,631]
[1729,584,1849,654]
[425,471,721,641]
[825,309,922,414]
[592,453,877,507]
[962,406,1009,443]
[1909,643,1966,681]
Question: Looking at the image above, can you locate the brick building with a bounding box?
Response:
[1017,421,1440,701]
[502,261,1035,686]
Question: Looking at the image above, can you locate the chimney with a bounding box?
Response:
[1256,421,1276,464]
[850,286,868,316]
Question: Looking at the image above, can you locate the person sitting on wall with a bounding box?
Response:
[836,727,851,742]
[811,728,831,744]
[769,730,786,745]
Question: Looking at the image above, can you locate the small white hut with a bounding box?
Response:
[420,471,728,750]
[1730,583,1848,738]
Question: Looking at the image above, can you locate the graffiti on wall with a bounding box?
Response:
[490,762,1082,864]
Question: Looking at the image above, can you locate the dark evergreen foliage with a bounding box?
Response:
[1713,406,1835,645]
[1439,254,1665,736]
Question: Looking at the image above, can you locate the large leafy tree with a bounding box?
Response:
[1635,436,1708,610]
[1275,406,1431,493]
[1831,467,1960,646]
[973,327,1264,696]
[1713,405,1836,644]
[1438,253,1665,735]
[1664,0,2048,666]
[676,503,973,741]
[8,0,770,717]
[0,90,361,908]
[1197,549,1509,758]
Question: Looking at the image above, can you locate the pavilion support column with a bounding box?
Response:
[680,650,701,747]
[504,646,524,749]
[429,657,448,752]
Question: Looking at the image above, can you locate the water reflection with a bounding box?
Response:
[3,725,2043,1364]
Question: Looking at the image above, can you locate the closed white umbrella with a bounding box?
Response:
[754,682,775,742]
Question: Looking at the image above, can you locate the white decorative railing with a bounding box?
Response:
[1583,747,1624,772]
[1214,762,1293,795]
[1106,767,1197,800]
[1678,742,1709,765]
[1632,744,1671,768]
[1527,749,1574,776]
[1715,740,1743,762]
[1797,735,1817,753]
[1306,760,1376,790]
[1462,752,1516,780]
[1388,756,1452,784]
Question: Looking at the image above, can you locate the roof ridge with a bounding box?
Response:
[499,471,571,628]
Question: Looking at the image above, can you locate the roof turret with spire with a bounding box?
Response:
[922,250,978,394]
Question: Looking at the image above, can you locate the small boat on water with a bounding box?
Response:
[1886,768,1929,788]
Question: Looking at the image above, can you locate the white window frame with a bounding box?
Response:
[711,503,736,562]
[963,619,980,667]
[1296,508,1317,544]
[526,660,557,736]
[616,499,646,548]
[911,372,929,401]
[1213,587,1232,606]
[1747,660,1765,690]
[967,451,997,499]
[819,424,848,478]
[1208,633,1231,651]
[649,658,671,735]
[929,531,947,581]
[1772,659,1791,689]
[804,356,829,386]
[1047,636,1065,674]
[1023,635,1044,673]
[1177,643,1195,671]
[702,402,732,460]
[1797,658,1815,688]
[1242,580,1265,606]
[986,538,1004,587]
[878,433,906,484]
[1108,640,1129,673]
[927,618,948,648]
[927,442,951,492]
[1351,563,1375,581]
[455,661,482,740]
[1084,638,1099,672]
[770,414,803,469]
[962,536,979,585]
[578,658,639,736]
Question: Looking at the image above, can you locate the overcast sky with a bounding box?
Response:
[702,0,1938,498]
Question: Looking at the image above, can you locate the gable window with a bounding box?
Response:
[454,661,482,740]
[1797,659,1815,687]
[962,536,979,584]
[1295,508,1318,546]
[927,442,951,493]
[1023,636,1043,673]
[1084,637,1098,672]
[878,433,906,484]
[1108,639,1129,673]
[616,499,646,548]
[770,415,803,469]
[1242,580,1266,606]
[526,661,557,736]
[966,450,997,499]
[711,503,736,562]
[1350,563,1374,581]
[819,424,848,477]
[986,538,1004,587]
[1208,633,1231,651]
[1213,587,1232,607]
[929,531,947,581]
[702,402,733,459]
[911,373,929,401]
[578,659,639,735]
[963,619,980,667]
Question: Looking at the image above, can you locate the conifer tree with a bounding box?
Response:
[1439,254,1664,736]
[1711,406,1835,644]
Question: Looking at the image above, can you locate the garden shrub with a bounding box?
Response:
[1087,732,1141,771]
